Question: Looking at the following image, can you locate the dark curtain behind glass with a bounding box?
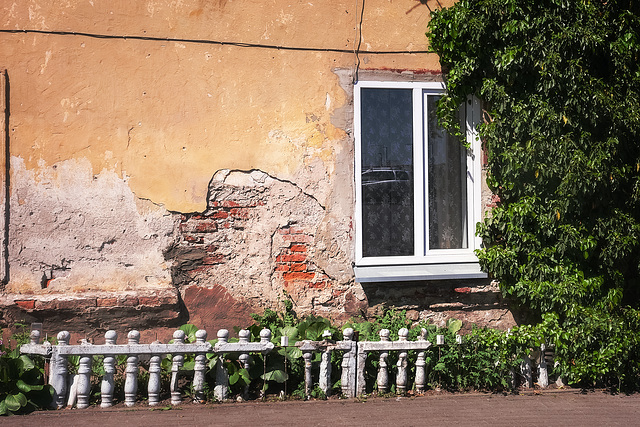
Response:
[361,88,414,257]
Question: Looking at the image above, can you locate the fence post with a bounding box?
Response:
[50,331,70,409]
[396,328,408,394]
[170,330,186,405]
[76,340,93,409]
[521,353,533,388]
[101,330,117,408]
[538,343,549,388]
[341,328,357,397]
[415,328,427,392]
[124,330,140,407]
[376,329,390,394]
[215,329,230,401]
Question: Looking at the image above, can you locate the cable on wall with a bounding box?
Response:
[0,28,433,55]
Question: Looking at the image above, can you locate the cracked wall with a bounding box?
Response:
[0,0,515,340]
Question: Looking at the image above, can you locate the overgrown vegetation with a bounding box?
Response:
[0,325,53,415]
[427,0,640,390]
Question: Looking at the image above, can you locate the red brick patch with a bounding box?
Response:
[15,300,35,310]
[276,254,306,263]
[289,244,307,253]
[97,297,118,307]
[454,287,472,294]
[283,271,315,281]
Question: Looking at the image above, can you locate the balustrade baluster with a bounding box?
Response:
[214,329,229,401]
[193,330,208,403]
[170,330,186,405]
[148,351,162,406]
[538,343,549,388]
[376,329,390,394]
[341,328,356,397]
[238,329,251,400]
[101,331,117,408]
[319,348,332,396]
[51,331,70,409]
[415,328,427,392]
[124,330,140,407]
[396,328,408,394]
[76,340,93,409]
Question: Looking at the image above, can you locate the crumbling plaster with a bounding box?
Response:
[0,0,514,337]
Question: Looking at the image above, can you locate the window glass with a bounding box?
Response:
[426,95,468,249]
[360,88,414,257]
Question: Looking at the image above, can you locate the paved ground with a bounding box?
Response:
[4,389,640,426]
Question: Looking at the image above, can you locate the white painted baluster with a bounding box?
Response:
[341,328,356,397]
[124,330,140,407]
[302,346,313,398]
[319,347,332,397]
[51,331,70,409]
[193,329,208,403]
[148,349,162,406]
[101,330,117,408]
[238,329,251,400]
[76,340,93,409]
[214,329,229,401]
[170,330,186,405]
[396,328,409,394]
[260,328,272,346]
[376,329,390,394]
[415,328,427,393]
[538,343,549,388]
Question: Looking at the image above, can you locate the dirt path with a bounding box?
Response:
[4,389,640,426]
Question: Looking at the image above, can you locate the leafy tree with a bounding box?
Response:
[427,1,640,389]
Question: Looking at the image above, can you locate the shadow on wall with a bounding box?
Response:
[359,279,518,331]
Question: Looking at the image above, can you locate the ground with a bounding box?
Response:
[4,389,640,426]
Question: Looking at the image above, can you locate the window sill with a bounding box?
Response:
[354,263,488,283]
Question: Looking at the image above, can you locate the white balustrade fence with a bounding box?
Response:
[20,326,555,409]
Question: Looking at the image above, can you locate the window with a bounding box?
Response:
[354,81,486,282]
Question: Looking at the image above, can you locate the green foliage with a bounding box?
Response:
[428,0,640,390]
[0,329,53,415]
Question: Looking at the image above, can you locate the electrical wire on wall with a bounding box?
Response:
[0,28,432,56]
[353,0,365,84]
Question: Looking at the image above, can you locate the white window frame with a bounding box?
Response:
[353,80,486,282]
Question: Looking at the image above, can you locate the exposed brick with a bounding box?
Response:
[290,263,307,272]
[275,264,290,272]
[229,208,249,219]
[278,227,290,235]
[288,226,306,234]
[184,234,204,243]
[283,271,315,281]
[212,211,229,219]
[283,234,313,243]
[276,254,306,263]
[289,244,307,253]
[203,254,225,264]
[221,200,240,208]
[308,281,329,289]
[194,221,218,233]
[57,298,97,310]
[15,300,35,310]
[35,299,58,310]
[118,296,139,307]
[97,297,118,307]
[454,287,472,294]
[139,296,161,306]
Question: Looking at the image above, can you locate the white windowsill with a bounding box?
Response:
[354,263,488,283]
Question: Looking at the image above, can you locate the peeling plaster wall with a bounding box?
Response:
[0,0,515,339]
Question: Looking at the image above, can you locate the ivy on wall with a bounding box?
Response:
[427,0,640,389]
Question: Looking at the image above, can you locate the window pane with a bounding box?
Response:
[361,88,414,257]
[427,95,468,249]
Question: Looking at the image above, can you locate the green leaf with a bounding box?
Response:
[4,393,27,411]
[261,369,288,383]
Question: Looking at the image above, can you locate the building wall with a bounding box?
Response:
[0,0,514,340]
